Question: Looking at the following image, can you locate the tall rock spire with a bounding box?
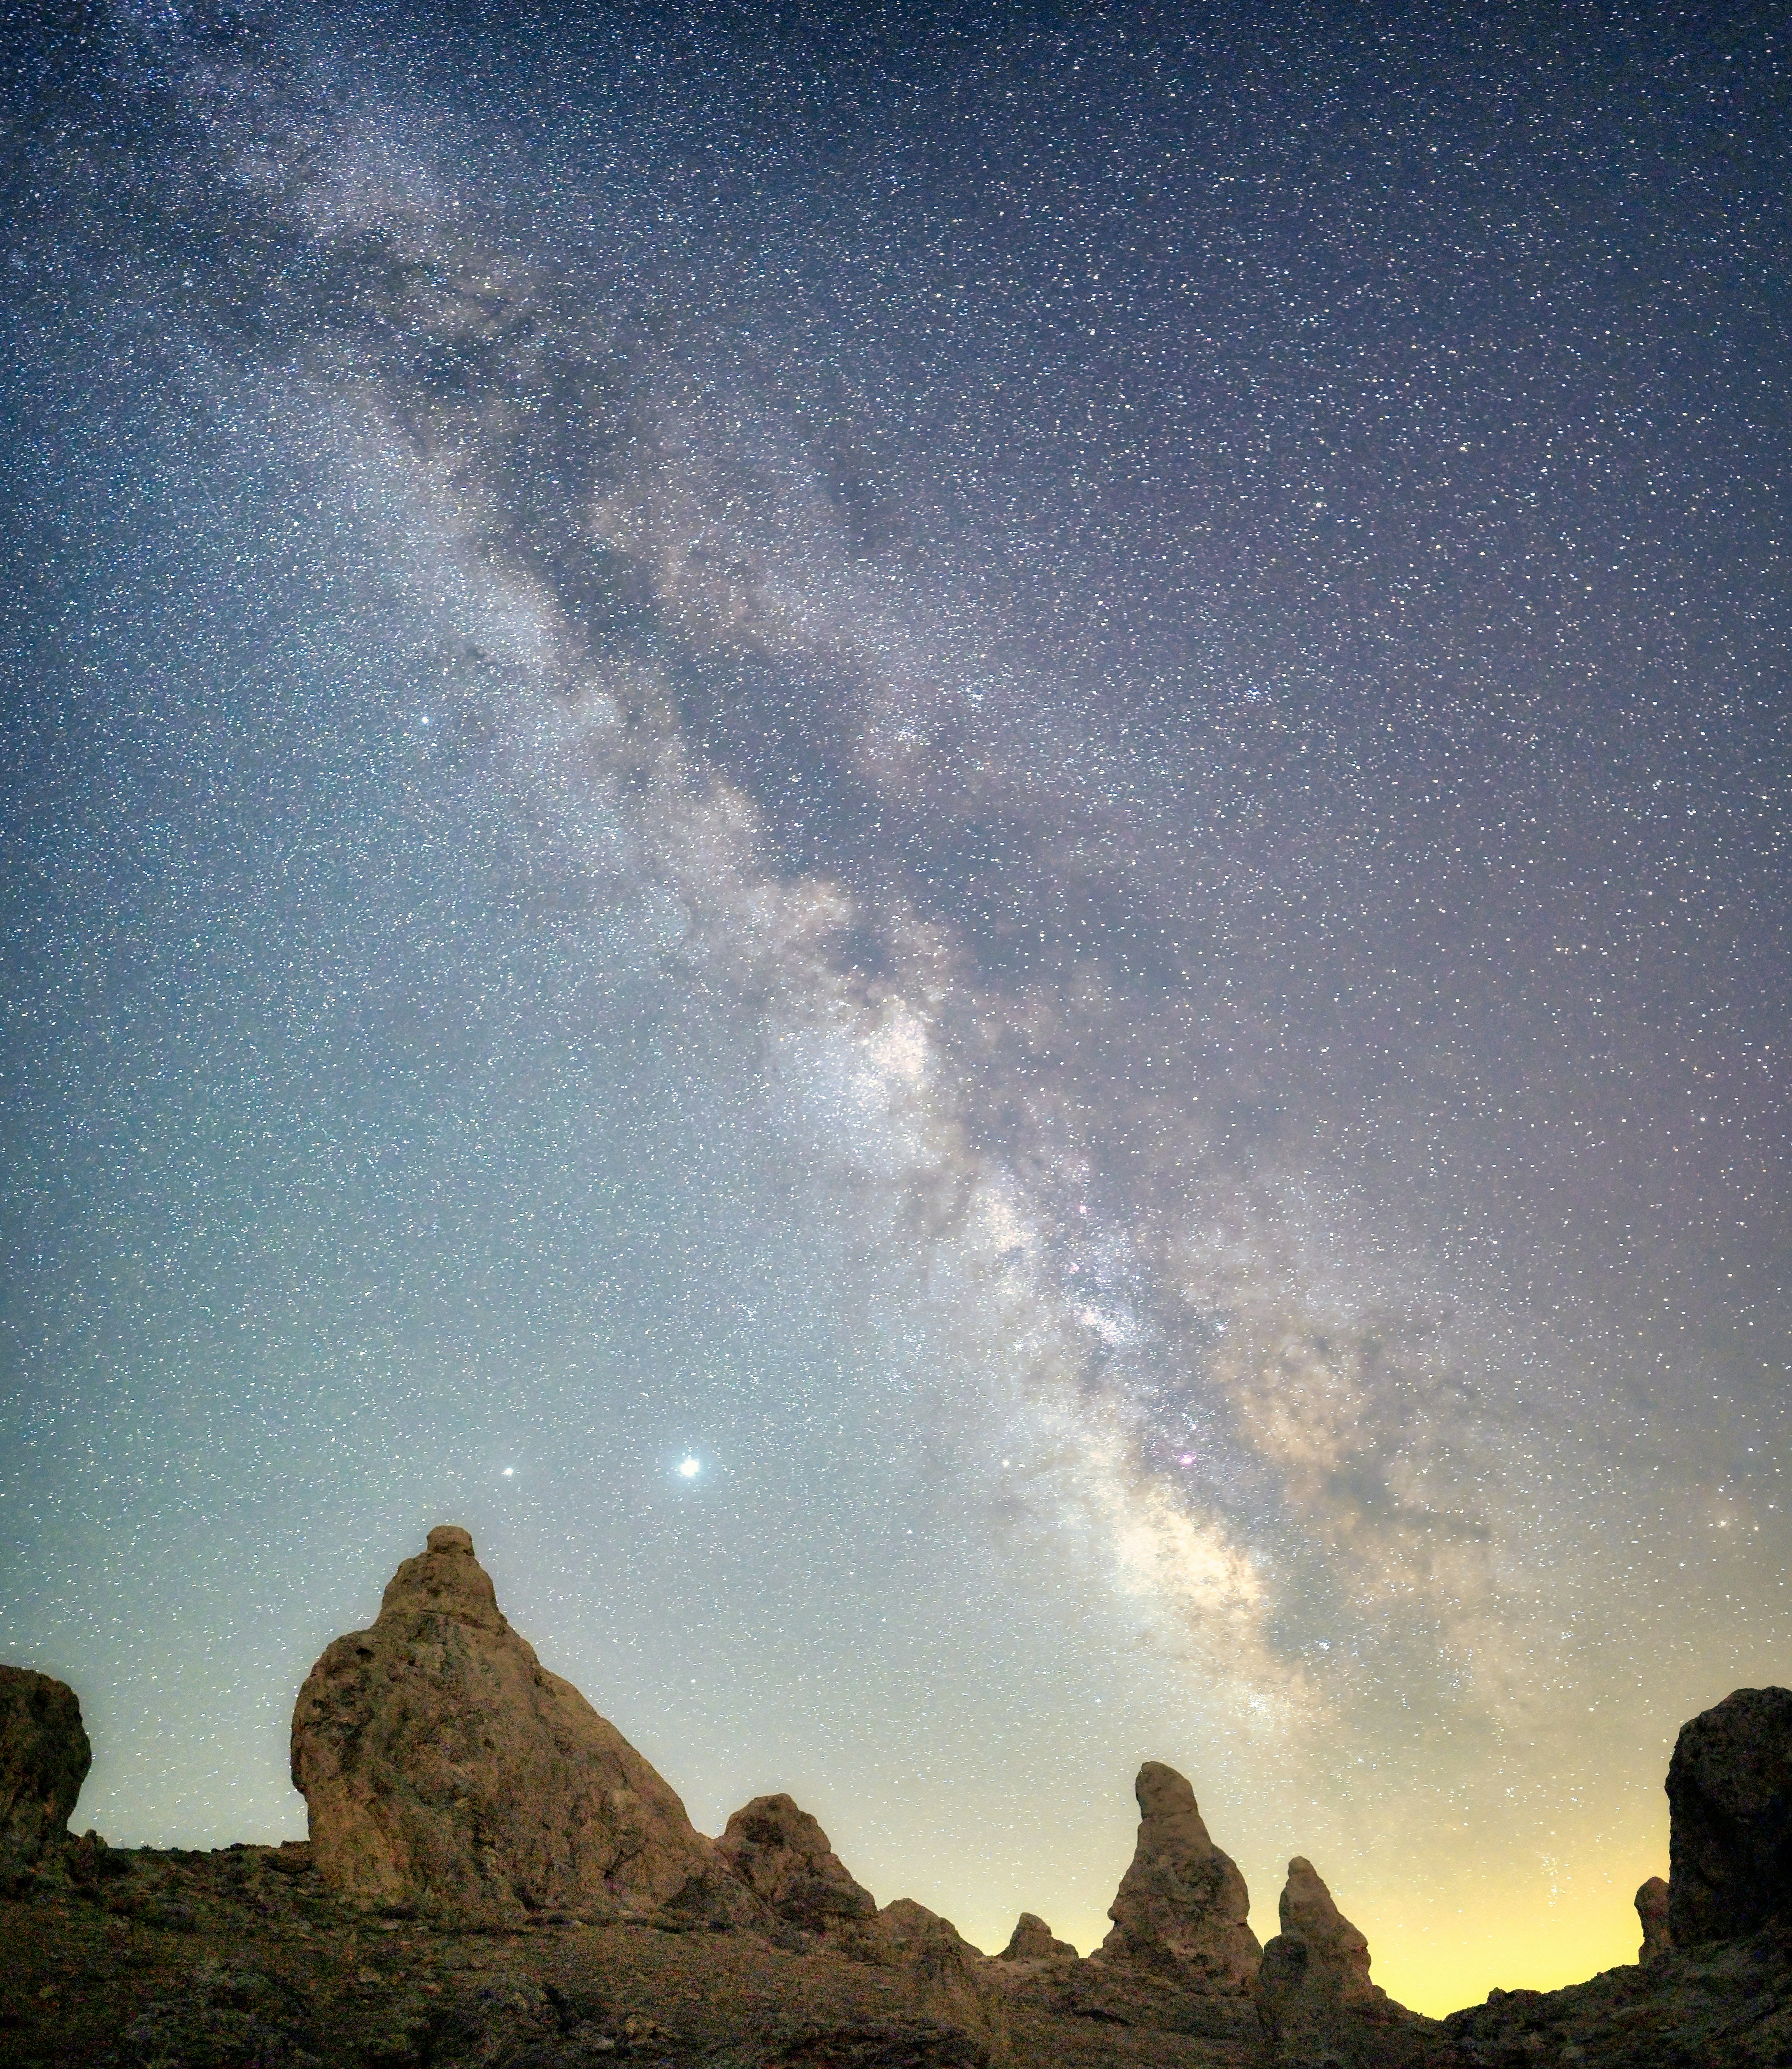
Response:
[291,1524,756,1924]
[1099,1761,1261,1988]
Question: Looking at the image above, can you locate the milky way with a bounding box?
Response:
[2,1,1787,2011]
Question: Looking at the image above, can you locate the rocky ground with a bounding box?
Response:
[11,1834,1792,2067]
[0,1834,1279,2068]
[1439,1929,1792,2067]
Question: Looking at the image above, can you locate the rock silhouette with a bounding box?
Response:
[1666,1683,1792,1945]
[0,1665,91,1871]
[997,1911,1075,1961]
[290,1524,755,1922]
[716,1793,877,1931]
[1099,1760,1260,1988]
[1635,1873,1672,1965]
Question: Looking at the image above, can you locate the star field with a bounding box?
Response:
[1,0,1787,2015]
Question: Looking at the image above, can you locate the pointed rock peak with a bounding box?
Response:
[1277,1857,1373,1989]
[376,1523,505,1632]
[293,1528,758,1926]
[1257,1858,1398,2049]
[716,1793,875,1929]
[999,1912,1076,1961]
[1100,1760,1259,1990]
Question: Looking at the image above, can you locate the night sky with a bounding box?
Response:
[2,0,1787,2015]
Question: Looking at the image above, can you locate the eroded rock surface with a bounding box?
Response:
[1099,1760,1260,1988]
[1666,1683,1792,1945]
[715,1793,876,1932]
[291,1524,755,1923]
[1445,1925,1792,2067]
[996,1911,1075,1961]
[862,1899,1009,2057]
[0,1665,91,1869]
[1254,1857,1436,2064]
[768,2021,991,2067]
[1276,1855,1382,2010]
[1636,1872,1672,1964]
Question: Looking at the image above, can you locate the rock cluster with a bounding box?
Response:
[25,1513,1792,2067]
[1666,1683,1792,1946]
[1099,1760,1261,1988]
[290,1525,753,1923]
[0,1665,91,1870]
[716,1793,876,1932]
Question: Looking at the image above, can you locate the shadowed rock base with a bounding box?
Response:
[1444,1924,1792,2066]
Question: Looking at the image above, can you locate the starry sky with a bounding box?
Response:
[1,0,1787,2017]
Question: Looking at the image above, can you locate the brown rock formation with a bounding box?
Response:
[997,1911,1075,1961]
[716,1793,876,1931]
[1255,1856,1423,2062]
[1666,1683,1792,1945]
[1099,1760,1260,1988]
[1275,1855,1384,2011]
[0,1665,91,1868]
[1636,1873,1673,1965]
[290,1524,755,1922]
[863,1899,1010,2058]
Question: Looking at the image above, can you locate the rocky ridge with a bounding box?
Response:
[4,1525,1790,2067]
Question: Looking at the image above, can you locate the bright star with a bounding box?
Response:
[678,1457,701,1479]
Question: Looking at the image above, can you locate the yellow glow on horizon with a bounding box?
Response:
[1337,1844,1662,2020]
[1027,1840,1662,2022]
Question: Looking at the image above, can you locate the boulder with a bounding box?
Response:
[996,1911,1075,1961]
[1636,1874,1673,1965]
[1099,1761,1260,1988]
[0,1664,91,1867]
[291,1524,756,1922]
[715,1793,876,1931]
[1666,1684,1792,1945]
